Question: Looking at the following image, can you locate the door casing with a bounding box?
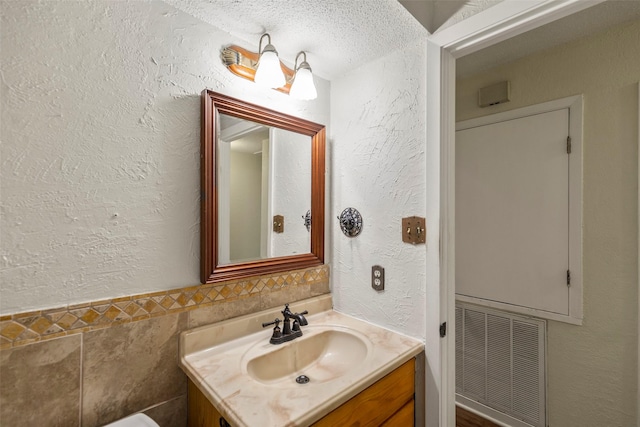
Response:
[425,1,606,425]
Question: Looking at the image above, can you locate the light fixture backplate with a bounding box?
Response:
[221,45,295,94]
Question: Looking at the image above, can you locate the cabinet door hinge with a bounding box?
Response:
[567,269,571,287]
[439,322,447,338]
[567,136,572,154]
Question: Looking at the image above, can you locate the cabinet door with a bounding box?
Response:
[456,108,570,315]
[312,359,415,427]
[381,399,415,426]
[188,380,230,427]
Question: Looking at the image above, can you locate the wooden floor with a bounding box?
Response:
[456,406,500,427]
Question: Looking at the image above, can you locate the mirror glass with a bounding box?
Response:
[217,114,312,265]
[201,91,325,284]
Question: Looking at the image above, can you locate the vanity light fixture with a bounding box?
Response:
[220,35,317,100]
[289,51,317,100]
[254,33,286,89]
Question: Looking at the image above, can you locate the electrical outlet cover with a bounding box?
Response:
[372,265,384,291]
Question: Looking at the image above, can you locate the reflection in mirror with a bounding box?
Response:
[217,114,311,265]
[201,91,325,284]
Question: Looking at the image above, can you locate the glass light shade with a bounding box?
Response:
[254,50,286,89]
[289,67,317,100]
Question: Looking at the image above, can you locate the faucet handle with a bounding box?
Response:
[262,318,282,341]
[282,303,292,316]
[282,303,308,318]
[262,318,280,328]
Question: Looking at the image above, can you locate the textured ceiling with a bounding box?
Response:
[399,0,503,33]
[163,0,428,80]
[162,0,640,82]
[457,0,640,77]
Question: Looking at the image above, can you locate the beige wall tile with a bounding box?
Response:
[188,294,262,329]
[3,266,329,350]
[259,285,311,311]
[0,335,81,427]
[309,280,330,297]
[143,395,187,427]
[81,313,188,426]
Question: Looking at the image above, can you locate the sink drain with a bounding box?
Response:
[296,375,310,384]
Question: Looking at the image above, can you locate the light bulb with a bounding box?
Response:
[254,48,286,89]
[290,67,317,100]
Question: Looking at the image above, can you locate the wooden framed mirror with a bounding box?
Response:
[201,90,325,283]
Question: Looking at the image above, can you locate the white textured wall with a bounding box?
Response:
[330,41,427,340]
[0,0,330,315]
[456,19,639,427]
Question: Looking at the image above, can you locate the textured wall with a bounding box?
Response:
[456,19,639,427]
[0,0,330,315]
[330,41,427,340]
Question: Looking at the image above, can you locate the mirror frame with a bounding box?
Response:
[201,90,325,283]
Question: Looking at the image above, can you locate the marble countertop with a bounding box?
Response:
[179,295,424,427]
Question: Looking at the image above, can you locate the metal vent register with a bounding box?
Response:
[456,303,546,427]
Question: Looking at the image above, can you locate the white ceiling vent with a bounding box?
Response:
[456,303,546,427]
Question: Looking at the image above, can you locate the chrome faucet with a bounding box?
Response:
[262,303,309,345]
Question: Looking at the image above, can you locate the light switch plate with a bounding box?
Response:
[273,215,284,233]
[402,216,426,244]
[372,265,384,291]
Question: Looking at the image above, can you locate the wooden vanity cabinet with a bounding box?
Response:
[312,358,415,426]
[187,358,417,427]
[188,380,227,427]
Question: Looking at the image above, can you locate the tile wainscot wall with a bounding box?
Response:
[0,265,329,427]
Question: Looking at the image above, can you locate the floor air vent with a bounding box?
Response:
[456,302,546,427]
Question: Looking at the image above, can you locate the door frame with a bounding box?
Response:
[425,1,606,425]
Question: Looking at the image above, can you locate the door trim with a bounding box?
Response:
[425,1,605,425]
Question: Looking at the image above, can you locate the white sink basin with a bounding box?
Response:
[243,327,370,385]
[179,295,423,427]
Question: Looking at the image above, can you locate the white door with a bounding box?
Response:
[218,139,231,265]
[269,128,312,258]
[456,108,570,315]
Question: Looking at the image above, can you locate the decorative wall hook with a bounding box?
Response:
[337,208,363,237]
[302,210,311,232]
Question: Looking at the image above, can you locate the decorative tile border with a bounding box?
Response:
[0,265,329,350]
